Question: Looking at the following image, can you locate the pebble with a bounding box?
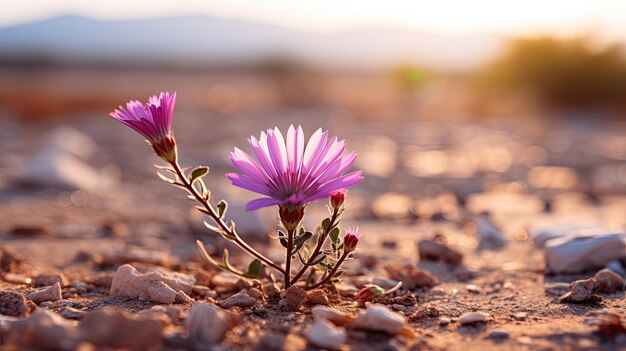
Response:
[174,290,194,304]
[417,239,463,265]
[466,284,481,294]
[0,291,35,317]
[247,287,264,300]
[475,212,507,250]
[306,289,330,305]
[307,318,346,350]
[283,285,307,310]
[186,303,239,345]
[3,273,32,285]
[311,306,355,326]
[438,317,451,326]
[60,307,86,320]
[34,274,70,287]
[513,312,527,321]
[79,308,164,349]
[503,294,515,301]
[605,260,626,277]
[211,272,242,293]
[487,328,510,339]
[352,304,407,334]
[28,282,62,304]
[544,233,626,274]
[109,264,195,304]
[459,312,491,325]
[192,285,216,298]
[544,282,571,296]
[592,268,625,292]
[219,290,257,308]
[559,279,601,303]
[384,263,439,289]
[3,310,78,350]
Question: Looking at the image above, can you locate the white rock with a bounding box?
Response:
[185,303,238,345]
[20,150,103,192]
[352,304,406,334]
[544,234,626,274]
[27,282,62,304]
[311,306,355,326]
[41,126,97,159]
[109,264,195,304]
[530,220,606,248]
[459,312,490,325]
[475,213,506,250]
[307,318,346,350]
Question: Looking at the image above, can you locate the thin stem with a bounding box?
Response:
[170,161,285,274]
[305,250,349,291]
[284,228,295,288]
[290,208,339,285]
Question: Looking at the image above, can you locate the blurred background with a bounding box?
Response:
[1,1,625,250]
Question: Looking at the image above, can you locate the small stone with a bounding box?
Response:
[192,285,217,298]
[306,289,330,306]
[28,282,62,304]
[384,263,439,290]
[109,264,195,304]
[544,282,571,296]
[175,290,194,304]
[307,318,346,350]
[352,304,406,334]
[487,328,510,339]
[219,290,257,308]
[466,284,481,294]
[503,295,515,301]
[438,317,450,326]
[34,274,70,287]
[475,212,507,250]
[0,291,35,317]
[284,285,307,310]
[513,312,527,321]
[373,292,418,307]
[262,282,280,298]
[418,239,463,265]
[392,304,407,312]
[211,272,242,293]
[605,260,626,277]
[459,312,491,325]
[517,336,533,345]
[3,273,32,285]
[247,287,264,300]
[559,279,601,303]
[544,233,626,274]
[311,306,355,326]
[60,307,86,320]
[592,269,625,293]
[186,303,239,345]
[71,281,91,294]
[3,310,78,350]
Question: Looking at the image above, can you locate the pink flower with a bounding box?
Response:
[110,91,177,162]
[226,125,363,211]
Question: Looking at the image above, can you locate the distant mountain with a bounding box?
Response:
[0,15,505,70]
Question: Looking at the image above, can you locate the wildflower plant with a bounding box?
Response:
[110,92,364,290]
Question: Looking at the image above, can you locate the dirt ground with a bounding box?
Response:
[1,108,625,350]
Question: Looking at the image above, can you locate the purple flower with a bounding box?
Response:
[227,125,363,211]
[110,91,177,162]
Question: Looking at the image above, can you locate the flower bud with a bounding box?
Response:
[330,191,346,210]
[151,134,178,163]
[279,204,306,231]
[343,227,361,253]
[354,284,385,305]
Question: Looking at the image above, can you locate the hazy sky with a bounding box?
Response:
[1,0,625,38]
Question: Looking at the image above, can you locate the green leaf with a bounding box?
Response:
[190,166,209,183]
[309,253,326,266]
[329,227,340,244]
[333,269,345,278]
[217,200,228,218]
[321,217,331,230]
[293,231,313,252]
[278,230,288,248]
[245,259,263,278]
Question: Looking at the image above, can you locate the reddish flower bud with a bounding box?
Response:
[343,227,361,253]
[354,284,385,305]
[279,204,306,231]
[151,134,178,163]
[330,190,346,210]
